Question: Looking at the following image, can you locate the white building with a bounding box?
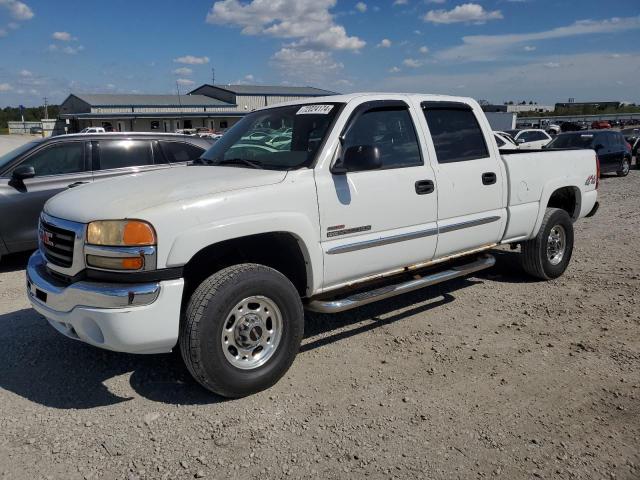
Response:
[58,84,337,133]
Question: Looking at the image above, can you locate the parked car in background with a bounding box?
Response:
[546,124,561,135]
[546,130,631,176]
[511,129,553,150]
[29,126,44,135]
[493,131,519,150]
[560,121,582,132]
[621,127,640,161]
[591,121,611,130]
[79,127,106,134]
[0,133,213,261]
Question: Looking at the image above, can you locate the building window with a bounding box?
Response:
[220,121,228,129]
[150,121,160,130]
[183,119,193,129]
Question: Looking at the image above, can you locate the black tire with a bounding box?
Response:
[521,208,574,280]
[617,158,630,177]
[180,263,304,398]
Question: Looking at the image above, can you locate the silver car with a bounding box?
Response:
[0,132,212,261]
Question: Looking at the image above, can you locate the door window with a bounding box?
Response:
[423,108,489,163]
[97,140,153,170]
[159,141,205,163]
[17,142,85,177]
[342,107,422,169]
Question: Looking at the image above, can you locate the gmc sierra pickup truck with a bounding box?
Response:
[26,93,599,397]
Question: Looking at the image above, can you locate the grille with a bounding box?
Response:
[40,220,75,268]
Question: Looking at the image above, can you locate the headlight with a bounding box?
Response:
[87,220,156,246]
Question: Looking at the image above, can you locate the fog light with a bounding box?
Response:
[87,255,144,270]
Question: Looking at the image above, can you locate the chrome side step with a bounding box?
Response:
[306,254,495,313]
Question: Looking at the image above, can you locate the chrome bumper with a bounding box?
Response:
[26,251,160,312]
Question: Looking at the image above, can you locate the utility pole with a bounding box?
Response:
[211,67,215,85]
[43,97,49,120]
[176,81,184,131]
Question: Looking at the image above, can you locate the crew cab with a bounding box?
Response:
[26,93,599,398]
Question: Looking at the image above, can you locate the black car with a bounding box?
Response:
[546,130,631,177]
[0,132,213,260]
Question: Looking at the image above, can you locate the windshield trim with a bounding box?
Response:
[200,101,346,171]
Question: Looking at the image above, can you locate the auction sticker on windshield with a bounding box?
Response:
[297,105,334,115]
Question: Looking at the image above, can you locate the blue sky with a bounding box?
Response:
[0,0,638,107]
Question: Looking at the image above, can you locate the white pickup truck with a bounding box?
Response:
[26,93,599,397]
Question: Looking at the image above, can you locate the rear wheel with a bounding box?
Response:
[521,208,574,280]
[617,158,630,176]
[180,263,304,398]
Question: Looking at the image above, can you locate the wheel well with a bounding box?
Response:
[547,187,579,219]
[181,232,309,303]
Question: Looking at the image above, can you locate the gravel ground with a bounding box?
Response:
[0,170,639,480]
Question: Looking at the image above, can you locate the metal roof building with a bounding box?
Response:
[58,84,337,134]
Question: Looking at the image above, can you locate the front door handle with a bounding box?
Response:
[415,179,435,195]
[482,172,497,185]
[68,181,89,188]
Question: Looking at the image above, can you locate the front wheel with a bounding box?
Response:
[180,264,304,398]
[521,208,574,280]
[617,158,630,176]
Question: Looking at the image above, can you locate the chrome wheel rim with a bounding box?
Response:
[622,160,630,175]
[221,296,283,370]
[547,225,566,266]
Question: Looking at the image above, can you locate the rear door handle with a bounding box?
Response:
[68,181,89,188]
[482,172,497,185]
[415,179,435,195]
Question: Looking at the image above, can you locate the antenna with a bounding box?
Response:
[211,67,215,85]
[43,97,49,120]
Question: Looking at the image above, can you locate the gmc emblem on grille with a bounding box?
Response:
[40,229,54,247]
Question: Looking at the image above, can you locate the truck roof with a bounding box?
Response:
[254,92,479,110]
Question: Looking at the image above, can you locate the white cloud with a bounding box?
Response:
[206,0,364,51]
[106,83,116,89]
[543,62,560,68]
[176,78,195,86]
[173,55,210,64]
[402,58,423,68]
[523,45,536,52]
[0,0,33,20]
[436,15,640,62]
[270,48,343,84]
[0,28,6,37]
[377,52,640,104]
[388,66,401,73]
[424,3,503,24]
[52,31,73,41]
[377,38,392,48]
[172,67,193,76]
[355,2,366,13]
[48,43,84,54]
[419,46,429,54]
[426,0,446,3]
[235,74,256,84]
[19,69,31,77]
[0,83,13,92]
[393,0,408,5]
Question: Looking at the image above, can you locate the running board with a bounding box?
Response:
[306,254,495,313]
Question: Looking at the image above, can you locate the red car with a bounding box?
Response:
[591,121,611,129]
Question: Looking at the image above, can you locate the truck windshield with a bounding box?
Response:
[546,133,595,149]
[199,103,343,170]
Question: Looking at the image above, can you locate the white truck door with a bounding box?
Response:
[420,101,506,258]
[316,100,438,289]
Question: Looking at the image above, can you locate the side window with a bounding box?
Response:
[160,142,205,163]
[494,135,505,147]
[342,107,422,169]
[423,107,489,163]
[17,142,85,177]
[97,140,153,170]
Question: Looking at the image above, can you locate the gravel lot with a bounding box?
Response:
[0,169,639,480]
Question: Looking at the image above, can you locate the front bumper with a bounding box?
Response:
[26,251,184,354]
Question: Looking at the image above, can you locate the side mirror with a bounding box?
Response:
[333,145,382,174]
[11,165,36,181]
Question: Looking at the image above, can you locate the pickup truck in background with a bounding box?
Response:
[26,93,599,398]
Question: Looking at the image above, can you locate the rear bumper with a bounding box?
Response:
[26,251,184,354]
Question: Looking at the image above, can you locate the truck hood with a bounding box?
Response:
[44,166,287,223]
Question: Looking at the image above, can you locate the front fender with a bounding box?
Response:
[165,212,322,294]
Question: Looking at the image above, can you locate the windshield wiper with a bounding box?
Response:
[216,158,264,169]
